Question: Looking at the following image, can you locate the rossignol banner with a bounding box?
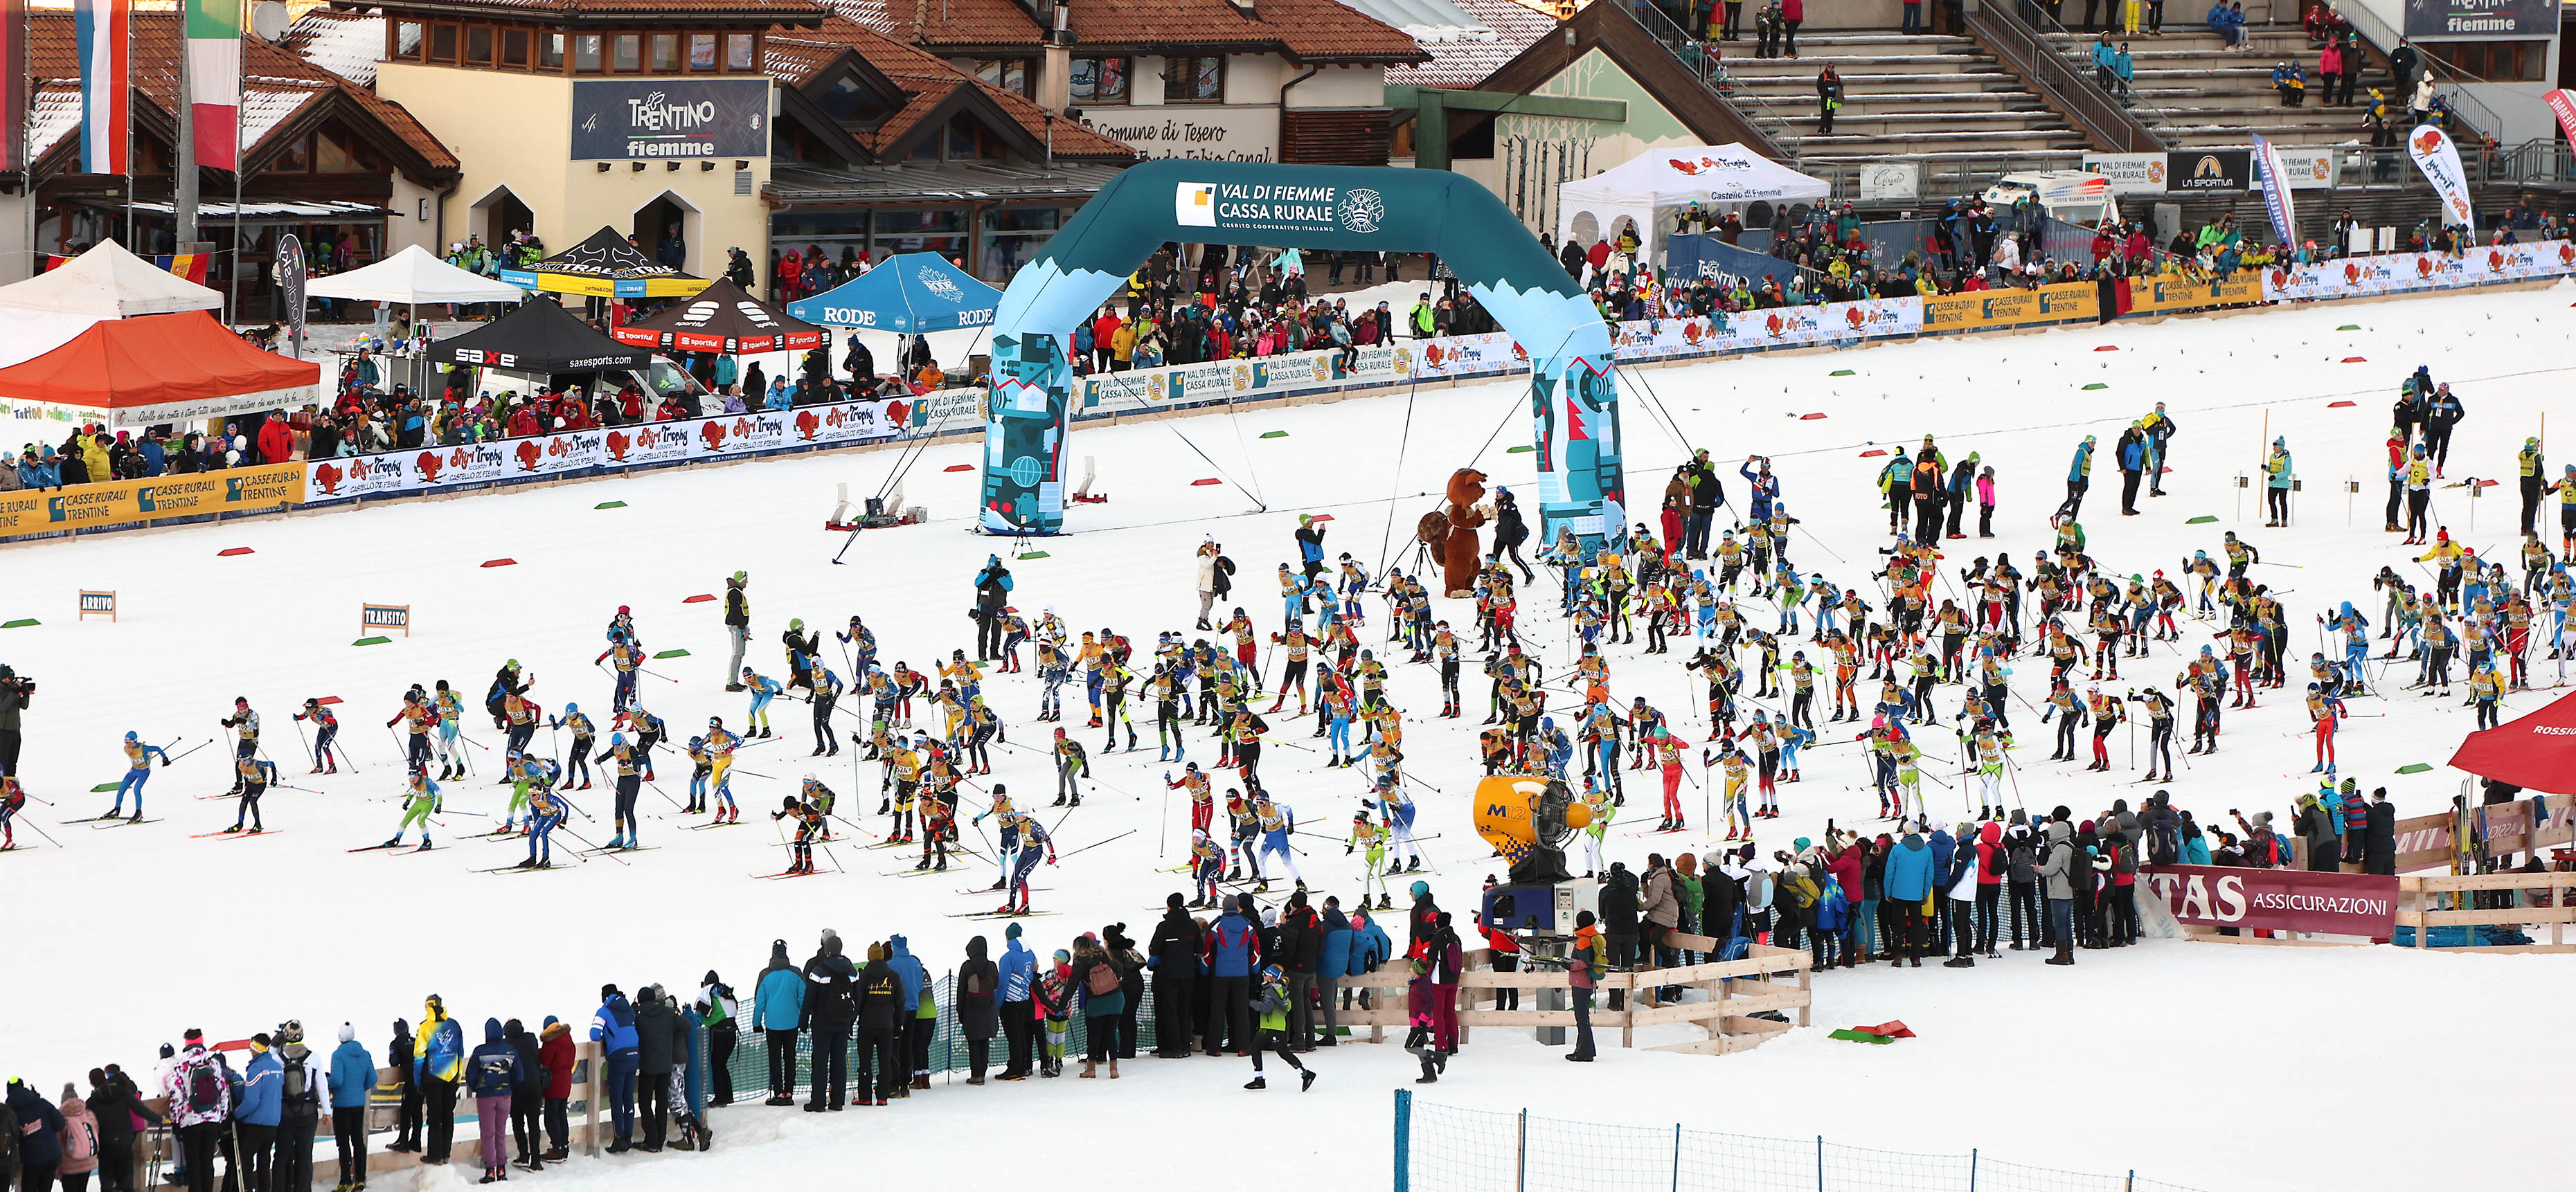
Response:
[570,79,770,161]
[301,397,921,504]
[2406,125,2474,231]
[2550,90,2576,148]
[2262,241,2575,301]
[2140,865,2397,937]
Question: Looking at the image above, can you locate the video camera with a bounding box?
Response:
[0,665,30,700]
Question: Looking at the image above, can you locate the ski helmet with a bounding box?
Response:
[781,796,798,811]
[125,731,138,741]
[688,737,706,749]
[565,703,578,714]
[611,732,627,746]
[708,716,723,728]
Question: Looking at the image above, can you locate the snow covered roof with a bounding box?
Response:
[1364,0,1557,89]
[283,8,386,87]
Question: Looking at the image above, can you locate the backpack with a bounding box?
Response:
[2147,821,2181,867]
[1084,960,1120,997]
[1982,841,2009,880]
[280,1052,314,1103]
[186,1058,225,1114]
[62,1112,98,1164]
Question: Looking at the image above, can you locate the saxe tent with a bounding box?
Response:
[427,298,654,377]
[1555,144,1829,271]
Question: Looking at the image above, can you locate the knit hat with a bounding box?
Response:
[1005,922,1023,940]
[338,1023,356,1043]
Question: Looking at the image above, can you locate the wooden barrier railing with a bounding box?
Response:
[1328,937,1812,1057]
[2395,872,2576,954]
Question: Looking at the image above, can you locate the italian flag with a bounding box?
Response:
[186,0,240,171]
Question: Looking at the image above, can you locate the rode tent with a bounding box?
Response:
[427,298,653,375]
[609,280,823,354]
[500,226,711,299]
[2447,689,2576,794]
[0,310,321,428]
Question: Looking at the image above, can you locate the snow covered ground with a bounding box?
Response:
[7,281,2575,1192]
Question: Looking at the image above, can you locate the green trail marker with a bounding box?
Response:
[1506,444,1535,453]
[353,635,391,647]
[1260,430,1289,439]
[596,500,628,509]
[2185,515,2219,524]
[2395,763,2434,775]
[2,618,37,629]
[654,649,691,660]
[2082,382,2108,390]
[1830,369,1855,377]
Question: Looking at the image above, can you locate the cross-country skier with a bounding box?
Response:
[597,732,643,849]
[517,778,566,869]
[741,669,780,738]
[999,812,1055,914]
[771,794,823,876]
[1253,793,1300,893]
[433,680,466,779]
[806,663,842,757]
[296,700,341,773]
[221,696,261,794]
[226,752,278,833]
[388,692,434,772]
[1188,829,1226,909]
[109,732,167,820]
[553,703,595,789]
[385,764,438,851]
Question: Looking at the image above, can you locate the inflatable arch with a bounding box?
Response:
[978,160,1625,548]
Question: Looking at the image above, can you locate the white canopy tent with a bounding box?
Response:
[304,244,525,305]
[0,241,227,368]
[1555,144,1830,271]
[0,240,224,318]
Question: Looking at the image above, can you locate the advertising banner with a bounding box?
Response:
[2164,149,2251,193]
[0,463,303,534]
[2082,152,2166,195]
[2252,134,2300,246]
[302,399,912,505]
[2406,125,2475,231]
[569,78,771,161]
[2140,865,2398,937]
[2404,0,2556,37]
[1922,283,2098,332]
[2261,242,2575,302]
[1412,332,1522,379]
[2125,272,2264,313]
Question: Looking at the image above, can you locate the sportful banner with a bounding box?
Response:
[2262,241,2576,301]
[185,0,242,171]
[2140,865,2397,937]
[72,0,129,174]
[2406,125,2474,231]
[569,79,771,161]
[2251,134,2299,247]
[301,397,920,504]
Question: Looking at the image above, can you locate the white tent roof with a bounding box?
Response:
[305,244,526,305]
[1559,143,1830,208]
[0,240,224,318]
[0,309,110,370]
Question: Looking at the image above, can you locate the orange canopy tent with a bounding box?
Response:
[0,310,321,429]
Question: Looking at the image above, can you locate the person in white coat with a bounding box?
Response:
[1195,539,1235,631]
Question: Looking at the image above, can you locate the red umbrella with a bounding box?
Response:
[2444,689,2576,794]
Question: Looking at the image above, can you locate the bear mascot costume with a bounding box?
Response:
[1412,467,1490,598]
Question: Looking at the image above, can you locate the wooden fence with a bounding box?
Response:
[2394,870,2576,954]
[1330,935,1812,1057]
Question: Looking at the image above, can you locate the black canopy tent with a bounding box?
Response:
[608,279,826,355]
[426,297,674,400]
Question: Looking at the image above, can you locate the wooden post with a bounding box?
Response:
[1796,957,1811,1027]
[583,1040,601,1156]
[1620,970,1634,1050]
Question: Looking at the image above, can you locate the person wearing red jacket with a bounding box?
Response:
[1476,910,1523,1012]
[256,414,294,465]
[1823,839,1865,967]
[538,1018,575,1162]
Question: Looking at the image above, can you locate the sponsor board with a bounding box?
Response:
[0,463,305,534]
[1923,283,2099,332]
[2262,241,2575,302]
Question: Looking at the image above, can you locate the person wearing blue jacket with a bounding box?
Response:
[886,934,929,1092]
[465,1019,517,1181]
[235,1035,284,1192]
[752,941,804,1106]
[2116,425,2147,516]
[1346,909,1394,1015]
[1204,894,1262,1055]
[589,986,640,1153]
[327,1022,376,1190]
[2058,435,2095,521]
[1881,825,1935,966]
[997,922,1039,1078]
[1315,900,1354,1045]
[973,555,1013,659]
[6,1077,67,1192]
[1928,819,1958,948]
[678,1002,709,1151]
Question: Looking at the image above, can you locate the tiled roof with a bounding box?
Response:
[834,0,1424,62]
[338,0,828,24]
[1377,0,1554,88]
[32,11,456,177]
[767,17,1136,160]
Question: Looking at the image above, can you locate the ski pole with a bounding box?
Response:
[1058,829,1136,861]
[167,739,213,764]
[555,823,629,865]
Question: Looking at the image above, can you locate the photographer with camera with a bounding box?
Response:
[0,664,28,778]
